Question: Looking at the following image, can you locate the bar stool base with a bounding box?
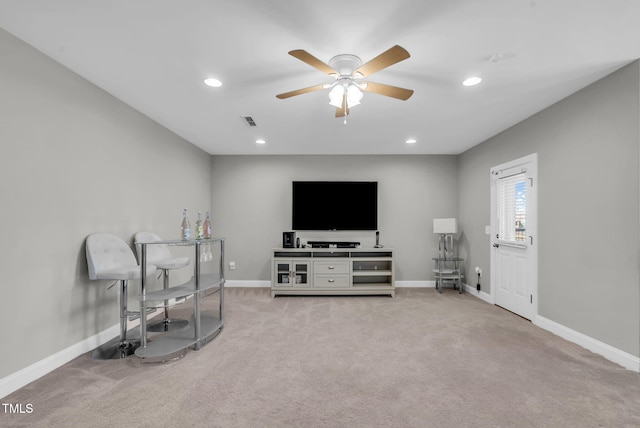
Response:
[138,348,187,364]
[147,318,189,332]
[91,339,140,360]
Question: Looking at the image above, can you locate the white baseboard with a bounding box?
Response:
[533,315,640,372]
[0,324,117,399]
[395,280,434,288]
[463,285,639,372]
[462,283,494,304]
[395,281,493,304]
[227,280,437,288]
[0,310,161,399]
[225,280,270,288]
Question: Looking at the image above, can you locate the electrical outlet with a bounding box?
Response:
[229,261,236,270]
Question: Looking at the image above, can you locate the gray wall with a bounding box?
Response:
[210,155,458,282]
[458,61,640,357]
[0,29,212,378]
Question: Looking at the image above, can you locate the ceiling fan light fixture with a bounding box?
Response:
[346,83,363,107]
[328,85,345,107]
[329,54,362,76]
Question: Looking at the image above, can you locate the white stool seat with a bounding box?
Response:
[94,265,150,280]
[154,256,190,271]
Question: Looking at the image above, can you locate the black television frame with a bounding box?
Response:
[292,181,378,231]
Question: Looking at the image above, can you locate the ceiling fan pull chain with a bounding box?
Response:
[343,92,348,125]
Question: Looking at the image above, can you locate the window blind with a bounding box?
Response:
[497,172,527,243]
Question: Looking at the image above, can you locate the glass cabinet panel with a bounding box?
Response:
[294,263,308,285]
[274,260,311,287]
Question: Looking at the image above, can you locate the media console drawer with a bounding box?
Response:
[313,260,349,274]
[313,275,350,288]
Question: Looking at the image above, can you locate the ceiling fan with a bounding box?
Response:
[276,45,414,121]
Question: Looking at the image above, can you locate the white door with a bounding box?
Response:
[490,154,538,320]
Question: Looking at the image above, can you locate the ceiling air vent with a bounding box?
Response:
[242,115,257,127]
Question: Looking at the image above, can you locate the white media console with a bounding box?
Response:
[271,247,394,297]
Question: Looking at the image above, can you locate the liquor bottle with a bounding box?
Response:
[204,211,212,239]
[196,212,204,239]
[181,209,191,241]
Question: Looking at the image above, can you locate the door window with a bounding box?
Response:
[497,172,527,243]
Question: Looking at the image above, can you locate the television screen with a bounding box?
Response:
[292,181,378,231]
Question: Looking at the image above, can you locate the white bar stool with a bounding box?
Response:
[86,233,157,359]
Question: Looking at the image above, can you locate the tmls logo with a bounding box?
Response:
[2,403,34,414]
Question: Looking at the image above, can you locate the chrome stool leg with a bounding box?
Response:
[147,269,188,332]
[91,280,140,359]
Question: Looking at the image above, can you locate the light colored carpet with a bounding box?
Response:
[2,288,640,427]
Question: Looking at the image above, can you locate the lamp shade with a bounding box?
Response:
[433,218,458,234]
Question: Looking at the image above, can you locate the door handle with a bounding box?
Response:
[493,243,500,248]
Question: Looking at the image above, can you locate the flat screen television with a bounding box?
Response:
[292,181,378,231]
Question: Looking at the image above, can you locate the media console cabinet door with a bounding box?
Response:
[274,260,311,287]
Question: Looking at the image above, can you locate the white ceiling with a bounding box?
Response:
[1,0,639,155]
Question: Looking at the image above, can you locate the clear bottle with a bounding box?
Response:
[181,209,191,241]
[195,212,204,239]
[203,211,212,239]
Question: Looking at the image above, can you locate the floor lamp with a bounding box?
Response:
[433,218,458,260]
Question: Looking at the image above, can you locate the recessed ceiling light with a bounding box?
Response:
[204,78,222,87]
[406,139,417,144]
[462,76,482,87]
[256,139,266,145]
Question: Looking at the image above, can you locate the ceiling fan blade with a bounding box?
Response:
[289,50,338,75]
[362,82,414,100]
[354,45,410,78]
[276,84,326,99]
[335,94,349,117]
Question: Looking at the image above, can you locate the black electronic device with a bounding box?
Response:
[283,231,296,248]
[308,241,360,248]
[292,181,378,231]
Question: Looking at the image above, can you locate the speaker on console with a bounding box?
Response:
[283,231,296,248]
